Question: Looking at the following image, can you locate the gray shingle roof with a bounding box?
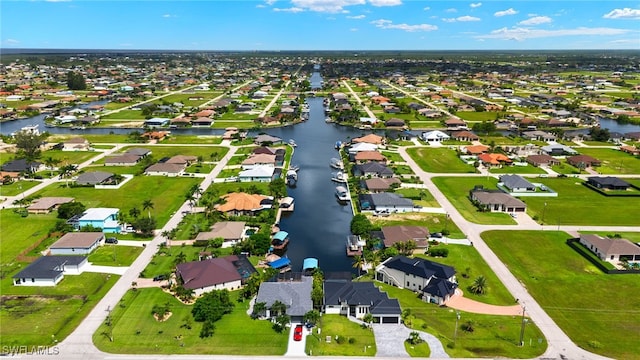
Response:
[381,255,456,280]
[324,280,401,316]
[76,171,113,185]
[369,193,414,207]
[12,256,87,280]
[500,174,535,191]
[256,276,313,317]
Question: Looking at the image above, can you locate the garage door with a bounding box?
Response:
[382,316,398,324]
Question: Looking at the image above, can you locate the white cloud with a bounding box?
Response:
[442,16,480,23]
[273,7,304,12]
[162,14,176,18]
[477,26,631,41]
[347,14,366,19]
[291,0,365,13]
[350,28,358,31]
[371,18,437,32]
[423,6,430,11]
[445,8,457,13]
[519,16,551,25]
[4,39,20,45]
[266,0,277,5]
[494,8,518,17]
[603,8,640,20]
[256,4,266,8]
[369,0,402,6]
[470,3,482,8]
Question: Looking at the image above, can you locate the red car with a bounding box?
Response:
[293,324,303,341]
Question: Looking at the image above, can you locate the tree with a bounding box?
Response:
[66,71,87,90]
[142,199,154,219]
[252,302,267,319]
[350,214,372,236]
[407,331,423,345]
[43,157,61,177]
[470,275,487,295]
[57,201,86,219]
[588,126,610,142]
[174,285,194,302]
[14,131,46,161]
[270,300,287,317]
[174,251,187,265]
[272,314,290,333]
[362,313,374,327]
[303,310,320,326]
[352,255,365,277]
[191,289,234,323]
[133,217,156,237]
[268,178,287,198]
[128,207,141,219]
[199,320,215,338]
[58,164,77,187]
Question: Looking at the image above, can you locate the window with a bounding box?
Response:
[31,278,35,282]
[406,281,410,287]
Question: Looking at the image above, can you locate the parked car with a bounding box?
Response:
[105,237,118,244]
[293,324,303,341]
[373,209,390,217]
[153,274,167,281]
[430,232,443,239]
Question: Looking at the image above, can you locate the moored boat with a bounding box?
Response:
[288,139,297,147]
[346,235,366,256]
[286,170,297,187]
[330,157,344,170]
[271,230,290,250]
[335,186,350,201]
[331,171,347,183]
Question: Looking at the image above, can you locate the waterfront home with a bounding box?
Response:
[144,117,170,127]
[352,133,384,145]
[421,130,450,143]
[255,275,313,323]
[324,279,401,324]
[354,151,387,164]
[444,117,468,130]
[451,130,479,142]
[238,165,275,182]
[375,255,457,305]
[379,225,430,250]
[254,134,282,145]
[27,197,74,214]
[194,221,247,248]
[216,192,273,216]
[358,192,415,213]
[176,255,256,296]
[12,256,88,286]
[241,153,277,169]
[62,137,90,151]
[352,162,394,178]
[362,177,401,193]
[49,232,104,255]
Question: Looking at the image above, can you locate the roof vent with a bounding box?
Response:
[413,261,420,266]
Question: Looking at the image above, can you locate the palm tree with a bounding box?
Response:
[270,300,287,318]
[470,275,487,295]
[174,251,187,265]
[352,255,365,277]
[252,302,267,319]
[58,164,77,187]
[142,199,154,219]
[129,207,141,219]
[43,156,61,177]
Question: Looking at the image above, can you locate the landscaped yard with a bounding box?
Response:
[87,245,144,266]
[431,177,516,225]
[93,288,288,355]
[406,147,476,174]
[115,145,228,162]
[524,178,640,226]
[34,175,201,226]
[160,135,223,145]
[573,148,640,174]
[482,230,640,359]
[489,165,546,175]
[0,180,40,196]
[304,314,376,356]
[0,209,58,265]
[393,187,440,208]
[370,213,465,239]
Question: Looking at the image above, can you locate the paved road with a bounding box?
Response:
[342,80,377,121]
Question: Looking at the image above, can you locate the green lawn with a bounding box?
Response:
[525,178,640,226]
[375,282,546,358]
[482,230,640,359]
[1,273,119,347]
[305,314,376,356]
[93,288,288,355]
[489,165,546,175]
[431,177,516,225]
[370,213,465,239]
[394,188,440,208]
[574,148,640,174]
[406,147,476,174]
[141,245,210,279]
[0,209,58,265]
[415,245,515,305]
[100,109,146,120]
[0,180,40,197]
[455,111,499,122]
[160,135,223,145]
[115,146,228,162]
[42,149,100,165]
[34,176,201,226]
[87,245,144,266]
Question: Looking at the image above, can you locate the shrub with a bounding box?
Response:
[461,320,475,333]
[336,335,346,344]
[348,337,356,344]
[429,247,449,257]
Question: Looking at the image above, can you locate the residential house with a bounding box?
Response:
[216,192,273,216]
[1,159,43,173]
[463,145,489,155]
[49,232,104,255]
[358,193,415,213]
[352,162,394,178]
[27,197,74,214]
[76,171,115,186]
[165,155,197,166]
[104,154,141,166]
[522,130,557,142]
[499,174,536,193]
[579,234,640,264]
[619,145,640,156]
[75,208,121,233]
[62,137,90,151]
[348,142,379,155]
[362,178,401,193]
[144,162,186,177]
[238,165,275,182]
[567,155,601,169]
[385,118,405,128]
[194,221,247,248]
[254,134,282,145]
[470,188,527,213]
[375,256,457,305]
[256,275,313,323]
[192,117,213,127]
[241,153,277,169]
[541,143,578,156]
[477,153,512,168]
[176,255,256,296]
[421,130,450,143]
[354,151,387,164]
[451,130,479,142]
[144,117,170,127]
[125,148,152,158]
[587,176,630,190]
[444,118,468,130]
[352,133,384,145]
[12,256,88,286]
[380,225,429,250]
[324,280,401,324]
[526,154,560,167]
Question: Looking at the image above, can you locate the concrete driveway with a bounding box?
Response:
[371,323,449,358]
[284,324,307,357]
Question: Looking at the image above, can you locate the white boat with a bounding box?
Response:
[331,171,347,183]
[288,139,297,147]
[15,124,40,136]
[330,157,344,170]
[335,186,350,201]
[325,117,333,123]
[289,164,300,172]
[286,170,297,186]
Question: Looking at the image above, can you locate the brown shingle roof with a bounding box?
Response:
[381,225,429,248]
[176,256,242,290]
[51,232,103,249]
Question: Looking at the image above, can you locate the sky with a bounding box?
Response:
[1,0,639,51]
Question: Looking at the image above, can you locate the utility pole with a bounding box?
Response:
[542,202,547,225]
[519,306,527,346]
[454,311,460,344]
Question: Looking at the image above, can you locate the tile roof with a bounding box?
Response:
[217,192,269,212]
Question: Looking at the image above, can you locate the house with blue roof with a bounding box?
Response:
[376,255,457,305]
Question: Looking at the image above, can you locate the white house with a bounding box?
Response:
[12,256,88,286]
[348,142,379,155]
[421,130,450,142]
[238,165,274,182]
[49,232,104,255]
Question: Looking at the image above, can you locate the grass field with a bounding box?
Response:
[524,178,640,226]
[373,282,546,358]
[34,176,201,226]
[160,135,223,145]
[431,177,516,225]
[305,315,376,356]
[393,188,440,208]
[455,111,498,122]
[370,213,465,239]
[489,165,546,174]
[0,209,58,265]
[406,147,476,173]
[100,109,146,120]
[116,145,228,162]
[482,230,640,359]
[1,273,119,347]
[0,180,40,196]
[93,288,288,355]
[573,148,640,174]
[87,245,144,266]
